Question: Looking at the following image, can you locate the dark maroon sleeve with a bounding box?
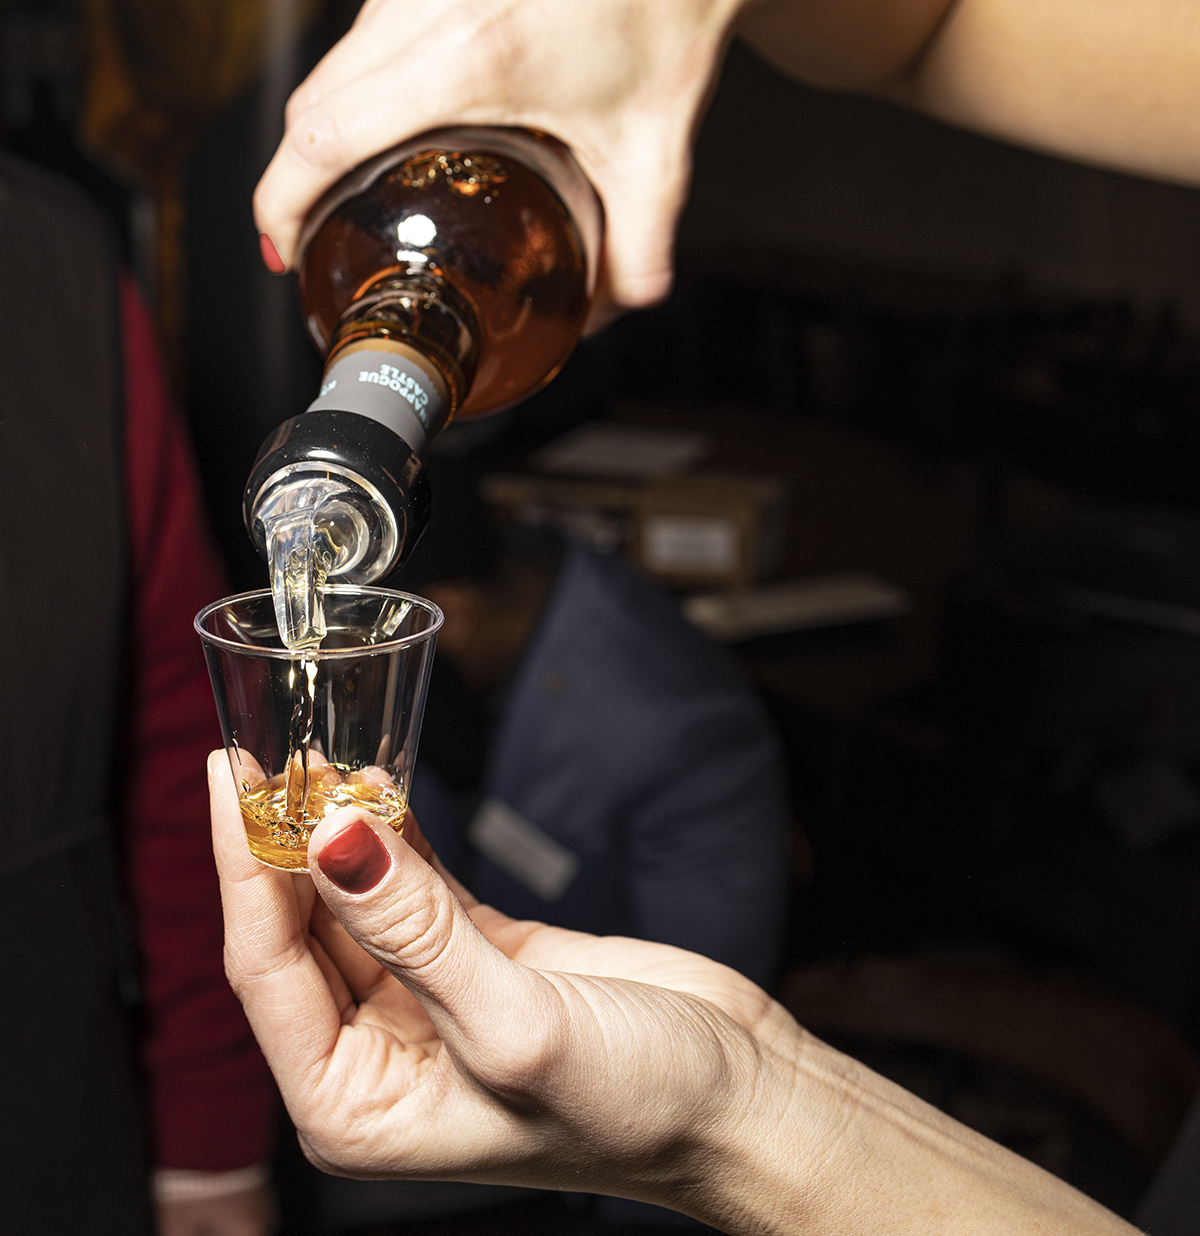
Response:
[119,273,276,1171]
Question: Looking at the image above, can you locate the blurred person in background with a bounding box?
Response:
[0,153,275,1236]
[399,462,791,991]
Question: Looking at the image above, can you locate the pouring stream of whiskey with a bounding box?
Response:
[242,504,411,869]
[269,507,333,829]
[283,654,319,828]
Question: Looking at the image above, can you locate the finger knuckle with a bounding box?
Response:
[222,936,256,995]
[283,84,313,128]
[370,885,458,974]
[439,1,523,79]
[283,104,348,175]
[250,180,277,232]
[475,993,572,1104]
[222,932,301,998]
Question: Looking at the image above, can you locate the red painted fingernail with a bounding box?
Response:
[318,820,390,893]
[259,232,286,273]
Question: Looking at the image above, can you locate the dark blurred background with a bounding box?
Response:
[7,0,1200,1230]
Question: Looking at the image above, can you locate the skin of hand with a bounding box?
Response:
[253,0,748,324]
[156,1186,277,1236]
[211,753,1137,1235]
[257,0,1200,328]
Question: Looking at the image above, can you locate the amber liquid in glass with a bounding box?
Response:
[239,761,407,871]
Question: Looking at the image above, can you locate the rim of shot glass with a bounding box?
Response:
[194,585,443,659]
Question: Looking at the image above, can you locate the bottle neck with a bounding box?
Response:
[244,410,429,586]
[255,475,375,647]
[245,276,458,592]
[318,271,480,455]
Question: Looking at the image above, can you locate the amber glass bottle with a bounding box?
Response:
[244,127,601,587]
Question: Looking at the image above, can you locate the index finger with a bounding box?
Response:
[208,751,343,1102]
[253,52,472,266]
[253,2,535,265]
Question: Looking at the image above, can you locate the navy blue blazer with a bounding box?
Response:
[411,543,791,988]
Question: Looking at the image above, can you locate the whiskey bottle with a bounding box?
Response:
[243,127,601,639]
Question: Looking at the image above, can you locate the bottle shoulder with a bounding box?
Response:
[298,127,600,283]
[298,128,598,417]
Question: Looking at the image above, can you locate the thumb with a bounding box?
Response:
[307,810,563,1082]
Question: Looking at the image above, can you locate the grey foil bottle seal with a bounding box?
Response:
[304,344,446,456]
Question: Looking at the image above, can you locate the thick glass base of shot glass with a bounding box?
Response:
[237,758,408,871]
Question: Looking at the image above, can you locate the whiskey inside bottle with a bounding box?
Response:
[248,139,592,625]
[301,146,590,418]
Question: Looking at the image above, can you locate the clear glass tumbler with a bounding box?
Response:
[196,586,442,871]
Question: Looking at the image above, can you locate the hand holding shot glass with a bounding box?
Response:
[196,587,442,871]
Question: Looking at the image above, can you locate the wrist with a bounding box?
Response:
[690,1008,1141,1236]
[684,1002,823,1235]
[153,1164,270,1205]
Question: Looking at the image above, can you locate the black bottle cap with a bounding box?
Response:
[243,408,431,576]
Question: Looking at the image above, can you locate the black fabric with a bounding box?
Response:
[412,656,492,791]
[0,151,125,877]
[389,456,501,589]
[0,836,151,1235]
[0,155,149,1232]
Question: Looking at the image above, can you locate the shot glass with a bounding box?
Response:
[196,586,442,871]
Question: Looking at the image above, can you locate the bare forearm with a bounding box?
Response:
[212,762,1139,1236]
[738,0,1200,188]
[735,0,954,91]
[697,1009,1137,1236]
[905,0,1200,187]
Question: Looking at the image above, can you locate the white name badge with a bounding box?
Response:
[467,797,581,902]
